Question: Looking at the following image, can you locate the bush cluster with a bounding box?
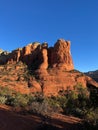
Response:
[0,84,98,129]
[54,84,98,128]
[0,86,34,107]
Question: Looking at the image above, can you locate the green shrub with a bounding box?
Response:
[6,93,30,107]
[61,85,90,115]
[0,96,7,104]
[0,87,12,96]
[47,96,60,108]
[0,84,98,128]
[84,108,98,126]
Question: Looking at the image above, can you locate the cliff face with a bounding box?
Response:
[0,39,98,96]
[0,39,74,71]
[48,39,74,70]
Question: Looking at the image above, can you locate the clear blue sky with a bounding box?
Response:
[0,0,98,72]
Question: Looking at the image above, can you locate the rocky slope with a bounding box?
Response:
[0,39,98,96]
[85,70,98,82]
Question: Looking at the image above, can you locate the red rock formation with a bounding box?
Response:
[0,39,74,71]
[36,69,98,96]
[28,77,42,93]
[39,43,48,70]
[21,42,40,65]
[8,48,21,63]
[7,42,41,66]
[48,39,74,70]
[0,58,98,96]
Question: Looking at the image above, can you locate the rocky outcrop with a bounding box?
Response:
[0,39,74,71]
[35,69,98,96]
[8,42,40,64]
[39,43,48,70]
[21,42,40,66]
[48,39,74,70]
[8,48,22,63]
[0,37,98,96]
[0,50,9,64]
[0,62,98,96]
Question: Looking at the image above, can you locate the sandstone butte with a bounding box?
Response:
[0,39,98,96]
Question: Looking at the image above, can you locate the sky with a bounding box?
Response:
[0,0,98,72]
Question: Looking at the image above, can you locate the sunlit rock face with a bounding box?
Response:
[0,39,98,96]
[0,39,74,71]
[48,39,74,70]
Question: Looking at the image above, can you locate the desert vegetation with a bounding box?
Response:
[0,83,98,129]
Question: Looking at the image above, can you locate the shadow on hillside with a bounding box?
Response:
[87,83,98,106]
[0,107,86,130]
[0,107,97,130]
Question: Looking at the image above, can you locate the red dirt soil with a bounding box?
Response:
[0,105,83,130]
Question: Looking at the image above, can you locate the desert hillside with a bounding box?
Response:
[85,70,98,82]
[0,39,98,96]
[0,39,98,130]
